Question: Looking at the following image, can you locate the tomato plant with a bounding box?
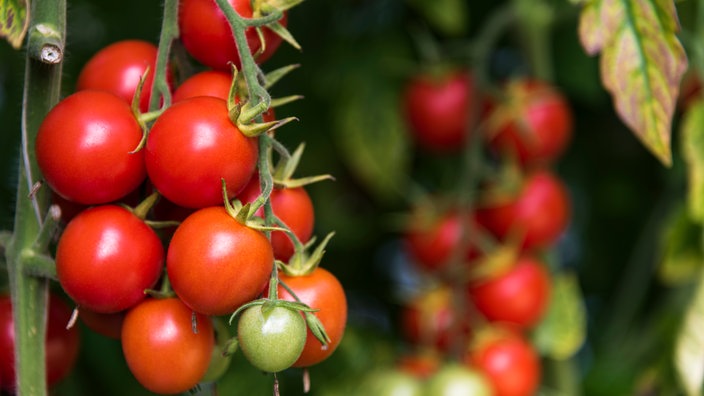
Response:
[55,205,164,313]
[121,298,214,394]
[145,96,259,208]
[237,303,307,373]
[467,256,551,328]
[400,286,470,351]
[167,206,273,315]
[76,40,167,113]
[35,90,146,205]
[276,267,347,367]
[0,293,80,391]
[486,79,573,167]
[178,0,286,71]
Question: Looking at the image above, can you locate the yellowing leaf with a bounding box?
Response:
[532,272,586,360]
[675,271,704,395]
[0,0,29,49]
[681,100,704,223]
[578,0,688,166]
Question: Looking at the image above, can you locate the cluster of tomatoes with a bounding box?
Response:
[1,0,347,394]
[370,70,573,395]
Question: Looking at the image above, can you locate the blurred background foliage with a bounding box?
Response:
[0,0,694,394]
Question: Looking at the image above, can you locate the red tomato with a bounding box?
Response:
[487,79,573,166]
[402,71,478,151]
[276,268,347,367]
[404,208,479,272]
[476,170,570,251]
[167,206,273,315]
[145,96,258,208]
[397,352,442,379]
[400,286,470,351]
[76,40,169,113]
[179,0,286,71]
[466,331,541,396]
[468,256,550,328]
[0,293,80,391]
[237,175,315,262]
[35,91,146,205]
[56,205,164,313]
[122,298,214,394]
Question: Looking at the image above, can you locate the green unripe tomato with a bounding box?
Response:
[237,304,307,373]
[202,317,233,382]
[359,368,423,396]
[425,363,492,396]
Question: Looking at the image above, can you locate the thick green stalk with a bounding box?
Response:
[4,0,66,395]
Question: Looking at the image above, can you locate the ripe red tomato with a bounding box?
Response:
[466,331,541,396]
[487,79,573,166]
[122,298,214,394]
[179,0,287,71]
[56,205,164,313]
[468,256,550,328]
[237,176,315,261]
[167,206,273,315]
[404,208,479,272]
[76,40,168,113]
[36,90,146,205]
[275,267,347,367]
[0,293,80,391]
[402,71,477,151]
[476,170,570,251]
[400,286,470,351]
[145,96,258,208]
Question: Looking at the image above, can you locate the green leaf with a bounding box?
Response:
[682,100,704,223]
[675,271,704,396]
[404,0,469,36]
[658,204,704,286]
[532,272,586,360]
[578,0,688,167]
[0,0,28,49]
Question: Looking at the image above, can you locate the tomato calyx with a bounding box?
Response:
[271,143,335,189]
[279,231,335,277]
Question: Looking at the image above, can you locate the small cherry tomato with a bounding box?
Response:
[487,79,573,166]
[179,0,286,71]
[56,205,164,313]
[76,40,169,113]
[425,363,492,396]
[36,91,146,205]
[167,206,273,315]
[359,368,424,396]
[237,304,307,372]
[0,293,80,391]
[468,256,551,328]
[122,298,214,394]
[238,176,315,262]
[145,96,258,208]
[276,267,347,367]
[476,170,570,251]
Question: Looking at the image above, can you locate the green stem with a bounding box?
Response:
[6,0,66,394]
[513,0,554,81]
[149,0,180,112]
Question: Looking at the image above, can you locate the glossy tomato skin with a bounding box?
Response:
[403,71,475,151]
[237,304,307,372]
[404,209,479,272]
[468,256,551,328]
[122,298,214,394]
[276,268,347,367]
[488,79,572,166]
[0,293,80,391]
[467,332,541,396]
[36,91,146,205]
[179,0,286,71]
[76,40,168,113]
[476,170,570,251]
[56,205,164,313]
[238,176,315,262]
[167,206,273,315]
[145,96,258,208]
